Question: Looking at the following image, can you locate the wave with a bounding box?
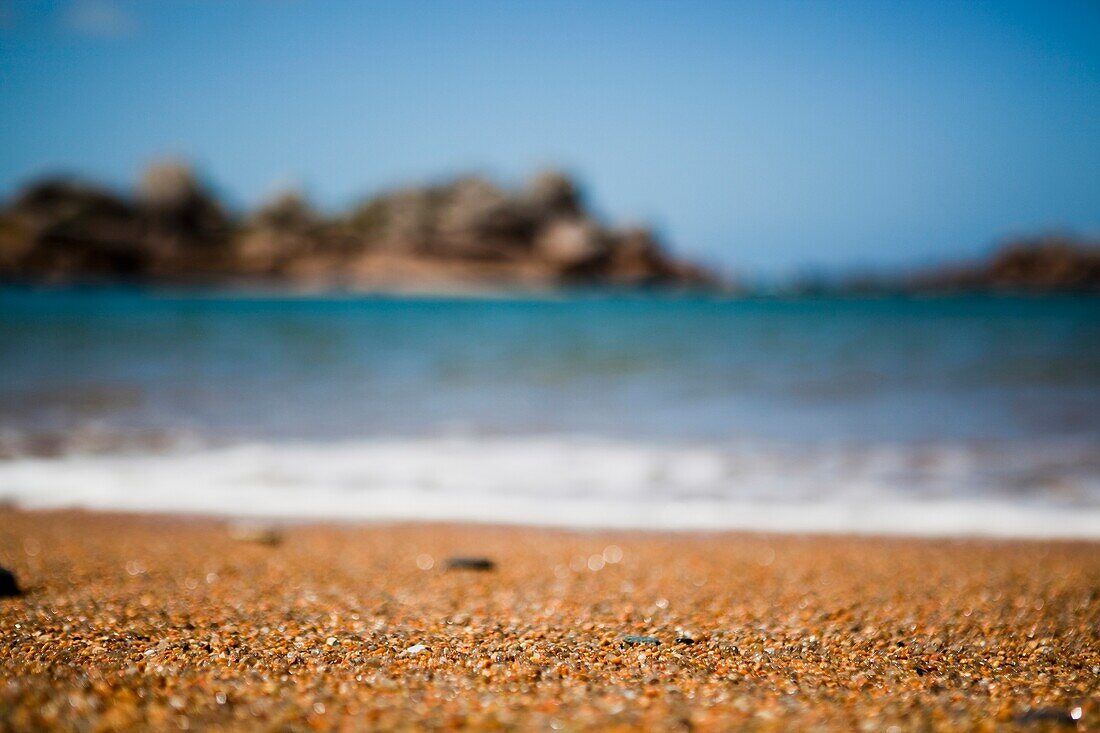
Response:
[1,435,1098,538]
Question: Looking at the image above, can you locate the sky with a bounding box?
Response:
[1,0,1098,278]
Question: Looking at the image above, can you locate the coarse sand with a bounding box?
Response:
[0,509,1097,731]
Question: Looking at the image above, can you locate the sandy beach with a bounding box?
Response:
[0,509,1096,731]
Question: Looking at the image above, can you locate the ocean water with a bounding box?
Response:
[1,287,1098,537]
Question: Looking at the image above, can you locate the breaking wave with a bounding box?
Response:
[2,434,1097,537]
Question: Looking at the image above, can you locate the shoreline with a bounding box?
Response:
[7,504,1100,544]
[5,495,1100,541]
[1,508,1097,730]
[4,278,1100,300]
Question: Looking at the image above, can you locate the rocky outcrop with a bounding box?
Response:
[0,179,146,278]
[0,163,716,290]
[236,189,324,276]
[796,235,1100,295]
[907,236,1100,293]
[983,238,1100,290]
[0,162,235,282]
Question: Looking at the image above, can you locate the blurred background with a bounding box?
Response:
[0,0,1097,536]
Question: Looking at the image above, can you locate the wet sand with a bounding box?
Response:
[0,509,1097,731]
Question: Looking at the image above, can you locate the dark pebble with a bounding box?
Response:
[445,557,495,572]
[675,636,696,645]
[622,635,660,646]
[1014,708,1077,726]
[0,566,21,598]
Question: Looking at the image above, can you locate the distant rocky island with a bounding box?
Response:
[903,236,1100,293]
[814,235,1100,295]
[0,162,714,292]
[1,162,1096,294]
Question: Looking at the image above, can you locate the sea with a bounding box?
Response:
[1,286,1098,537]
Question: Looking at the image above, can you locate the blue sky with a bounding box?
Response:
[1,0,1098,277]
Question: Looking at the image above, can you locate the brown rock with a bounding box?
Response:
[137,160,231,254]
[0,164,718,290]
[986,238,1100,290]
[236,189,324,274]
[1,178,147,278]
[434,177,528,259]
[534,218,608,275]
[906,236,1100,293]
[524,170,583,219]
[350,187,440,255]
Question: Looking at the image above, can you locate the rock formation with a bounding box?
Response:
[907,235,1100,293]
[0,163,716,290]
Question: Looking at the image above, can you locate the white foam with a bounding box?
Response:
[1,436,1098,538]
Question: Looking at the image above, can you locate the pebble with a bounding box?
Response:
[0,566,21,598]
[227,521,283,546]
[444,556,495,571]
[1013,707,1080,726]
[401,643,430,656]
[622,635,661,646]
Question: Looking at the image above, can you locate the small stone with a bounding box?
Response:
[227,521,282,546]
[675,636,696,645]
[622,635,660,646]
[445,557,495,571]
[1014,707,1078,726]
[402,643,430,656]
[0,566,21,598]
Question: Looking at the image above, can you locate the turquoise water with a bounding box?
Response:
[1,287,1098,534]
